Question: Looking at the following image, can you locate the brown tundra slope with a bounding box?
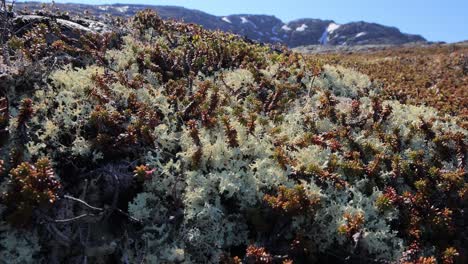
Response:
[298,44,468,128]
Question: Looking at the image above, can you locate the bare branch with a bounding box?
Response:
[63,195,104,212]
[115,208,142,224]
[63,194,142,224]
[54,213,90,223]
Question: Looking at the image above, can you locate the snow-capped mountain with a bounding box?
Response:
[15,3,427,47]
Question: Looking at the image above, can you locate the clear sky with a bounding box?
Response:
[20,0,468,43]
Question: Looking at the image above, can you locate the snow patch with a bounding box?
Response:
[281,24,292,31]
[319,23,341,45]
[240,16,257,28]
[115,6,129,13]
[98,6,109,11]
[355,32,367,38]
[327,23,341,33]
[296,24,308,32]
[222,17,232,24]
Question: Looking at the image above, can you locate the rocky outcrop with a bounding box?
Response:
[12,14,110,35]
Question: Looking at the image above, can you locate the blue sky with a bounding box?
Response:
[20,0,468,43]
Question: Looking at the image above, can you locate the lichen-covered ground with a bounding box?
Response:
[0,9,467,264]
[302,44,468,129]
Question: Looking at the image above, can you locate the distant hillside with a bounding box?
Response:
[15,2,427,47]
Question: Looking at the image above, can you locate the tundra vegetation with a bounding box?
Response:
[304,45,468,129]
[0,3,466,264]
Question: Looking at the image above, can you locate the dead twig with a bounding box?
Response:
[63,194,142,224]
[54,213,90,223]
[63,195,104,212]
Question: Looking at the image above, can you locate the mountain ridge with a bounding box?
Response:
[14,2,428,47]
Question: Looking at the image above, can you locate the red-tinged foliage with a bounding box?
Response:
[3,158,61,226]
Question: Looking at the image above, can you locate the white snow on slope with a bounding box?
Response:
[296,24,308,32]
[355,32,367,38]
[281,24,292,31]
[115,6,129,13]
[98,6,109,11]
[240,16,257,28]
[222,17,232,24]
[319,23,341,45]
[327,23,341,33]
